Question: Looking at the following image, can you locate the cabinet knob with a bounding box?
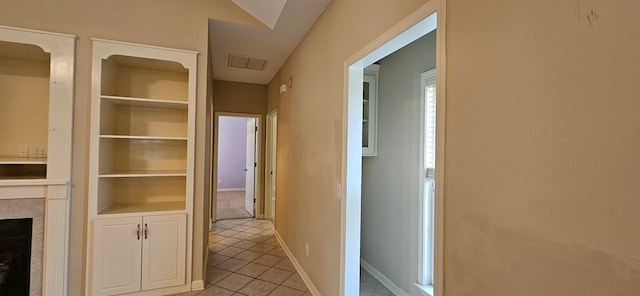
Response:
[136,224,141,240]
[144,223,148,239]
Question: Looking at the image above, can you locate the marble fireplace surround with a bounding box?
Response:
[0,181,70,295]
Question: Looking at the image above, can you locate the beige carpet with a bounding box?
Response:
[217,190,253,220]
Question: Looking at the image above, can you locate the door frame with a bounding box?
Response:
[340,1,446,295]
[264,109,278,223]
[212,112,263,222]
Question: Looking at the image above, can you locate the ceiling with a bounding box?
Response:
[209,0,332,85]
[231,0,288,30]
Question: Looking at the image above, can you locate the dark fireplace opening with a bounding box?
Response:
[0,218,32,296]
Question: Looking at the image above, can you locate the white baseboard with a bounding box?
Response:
[217,188,245,192]
[191,280,205,291]
[274,231,322,296]
[360,259,410,296]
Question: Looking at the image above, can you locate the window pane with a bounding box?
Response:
[424,83,436,177]
[421,70,436,287]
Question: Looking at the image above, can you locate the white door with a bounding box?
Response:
[245,118,256,215]
[141,214,187,290]
[270,113,278,220]
[92,217,142,296]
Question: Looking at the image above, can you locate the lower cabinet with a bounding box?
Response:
[92,214,187,296]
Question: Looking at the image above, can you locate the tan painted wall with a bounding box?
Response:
[0,1,262,294]
[445,0,640,294]
[266,0,434,294]
[212,80,268,218]
[0,56,49,157]
[269,0,640,295]
[213,80,268,114]
[204,32,215,281]
[267,71,281,112]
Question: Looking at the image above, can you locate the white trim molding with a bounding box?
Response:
[191,280,205,290]
[433,2,447,295]
[264,108,278,222]
[216,188,246,192]
[361,259,410,296]
[414,283,434,296]
[274,231,321,296]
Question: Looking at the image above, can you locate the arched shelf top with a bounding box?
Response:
[0,25,76,54]
[92,38,198,70]
[104,54,189,73]
[0,40,50,61]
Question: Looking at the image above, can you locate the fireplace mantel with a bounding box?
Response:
[0,180,68,200]
[0,181,70,295]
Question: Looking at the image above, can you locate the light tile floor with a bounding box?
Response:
[175,219,311,296]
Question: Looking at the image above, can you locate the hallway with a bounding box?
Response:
[177,219,311,295]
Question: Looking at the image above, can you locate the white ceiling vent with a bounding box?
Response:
[228,54,269,71]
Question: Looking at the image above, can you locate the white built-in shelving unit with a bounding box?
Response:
[86,39,196,296]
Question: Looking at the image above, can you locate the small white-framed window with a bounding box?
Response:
[424,70,436,179]
[417,69,436,295]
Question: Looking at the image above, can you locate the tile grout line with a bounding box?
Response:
[192,218,312,296]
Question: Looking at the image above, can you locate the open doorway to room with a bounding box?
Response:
[360,31,437,296]
[213,113,261,221]
[264,109,278,223]
[342,2,445,296]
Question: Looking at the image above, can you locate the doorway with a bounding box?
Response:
[341,2,445,296]
[213,113,261,221]
[265,109,278,222]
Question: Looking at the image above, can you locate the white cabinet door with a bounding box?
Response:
[92,217,143,296]
[363,65,379,156]
[141,214,187,290]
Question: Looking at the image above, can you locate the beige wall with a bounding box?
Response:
[0,1,262,294]
[212,80,268,218]
[445,0,640,294]
[269,0,640,295]
[0,56,49,157]
[267,71,281,112]
[213,80,268,114]
[266,0,433,294]
[204,32,215,281]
